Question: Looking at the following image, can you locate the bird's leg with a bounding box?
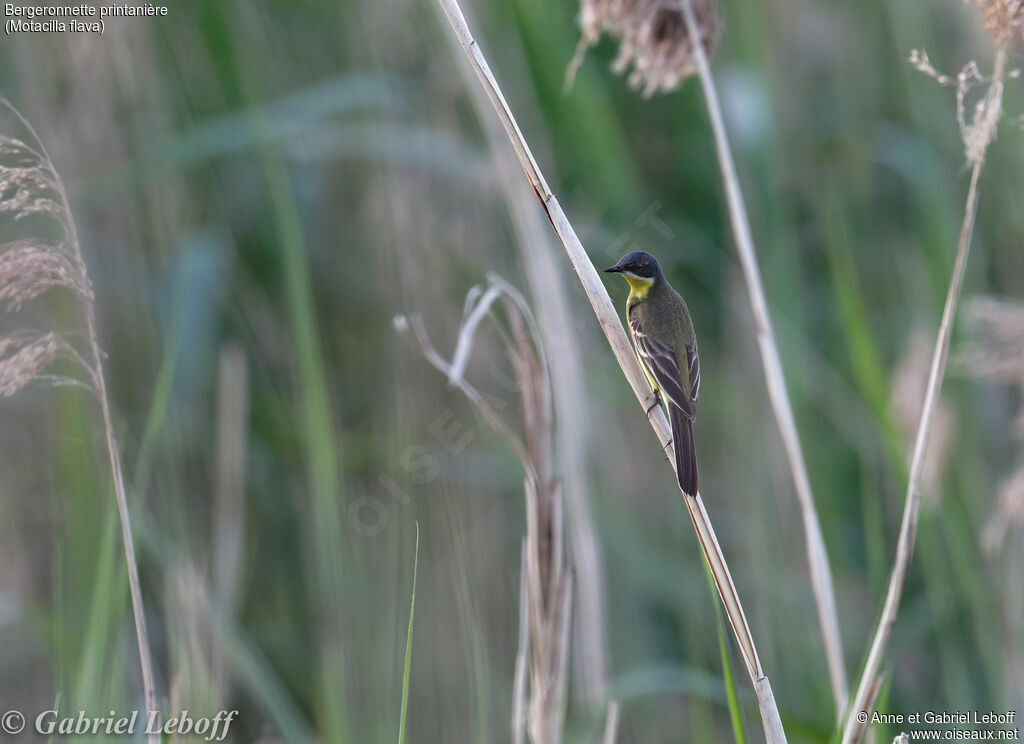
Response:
[644,392,661,418]
[643,394,673,461]
[662,437,673,462]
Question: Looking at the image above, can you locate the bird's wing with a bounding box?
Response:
[686,339,700,405]
[629,312,695,420]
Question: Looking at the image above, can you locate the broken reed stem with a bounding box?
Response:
[841,45,1008,744]
[5,104,160,739]
[432,1,786,740]
[397,276,573,744]
[440,0,610,702]
[678,0,849,715]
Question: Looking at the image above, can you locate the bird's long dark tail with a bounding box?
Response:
[670,406,698,496]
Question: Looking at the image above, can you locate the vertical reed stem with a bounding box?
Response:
[679,0,849,715]
[841,46,1006,743]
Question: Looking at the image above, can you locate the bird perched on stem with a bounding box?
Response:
[605,251,700,496]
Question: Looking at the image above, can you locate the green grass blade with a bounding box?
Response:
[703,557,746,744]
[398,522,420,744]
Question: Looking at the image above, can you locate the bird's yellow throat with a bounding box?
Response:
[624,273,654,299]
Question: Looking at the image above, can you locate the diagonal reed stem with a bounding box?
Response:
[840,45,1008,744]
[679,0,849,715]
[431,2,786,740]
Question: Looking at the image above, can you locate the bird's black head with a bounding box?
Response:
[603,251,664,280]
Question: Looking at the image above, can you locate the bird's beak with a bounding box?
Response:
[603,263,624,274]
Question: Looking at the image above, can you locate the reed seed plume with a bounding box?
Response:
[570,0,721,96]
[968,0,1024,48]
[0,332,61,396]
[0,135,63,220]
[0,116,95,394]
[0,240,92,312]
[0,131,92,316]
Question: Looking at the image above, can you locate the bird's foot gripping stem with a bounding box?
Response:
[644,393,661,418]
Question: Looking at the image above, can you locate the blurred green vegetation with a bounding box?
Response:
[1,0,1022,742]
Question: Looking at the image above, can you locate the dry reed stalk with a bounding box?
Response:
[396,275,573,744]
[676,0,849,714]
[210,344,249,702]
[165,562,217,721]
[601,700,620,744]
[435,1,609,703]
[513,543,530,744]
[431,2,786,740]
[841,33,1012,744]
[0,101,159,740]
[166,348,248,722]
[890,331,955,505]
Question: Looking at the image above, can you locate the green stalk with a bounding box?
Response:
[398,523,420,744]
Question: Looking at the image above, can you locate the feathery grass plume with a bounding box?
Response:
[0,121,94,396]
[0,100,159,741]
[570,0,721,97]
[0,239,92,312]
[969,0,1024,48]
[396,274,572,744]
[843,10,1017,739]
[0,332,62,396]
